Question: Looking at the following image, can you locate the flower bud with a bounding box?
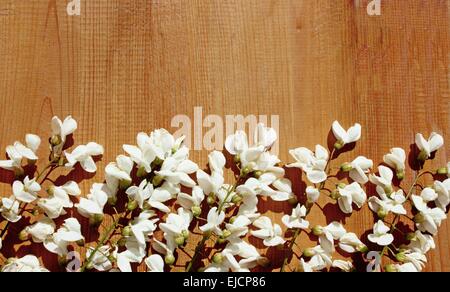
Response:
[437,167,448,175]
[383,185,393,195]
[334,140,344,150]
[312,225,324,236]
[89,214,104,226]
[340,163,353,172]
[229,216,237,224]
[395,252,406,263]
[216,237,226,245]
[153,157,164,167]
[384,264,398,272]
[330,189,341,200]
[357,244,369,253]
[126,200,138,211]
[212,253,223,264]
[136,166,147,178]
[222,229,232,238]
[414,213,425,224]
[18,229,29,241]
[117,237,127,247]
[175,235,185,246]
[119,179,132,190]
[302,248,315,258]
[337,183,346,189]
[406,233,416,241]
[241,166,252,176]
[253,171,263,179]
[164,254,175,265]
[233,154,241,164]
[377,208,388,219]
[76,239,85,247]
[181,230,189,240]
[191,205,202,217]
[50,135,62,146]
[288,195,298,206]
[207,194,216,206]
[417,150,428,162]
[47,185,56,196]
[152,175,164,187]
[396,169,405,180]
[122,226,132,237]
[231,194,242,204]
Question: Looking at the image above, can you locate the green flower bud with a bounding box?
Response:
[175,235,185,246]
[216,237,226,245]
[119,179,132,190]
[330,189,341,200]
[253,171,263,179]
[383,185,393,195]
[288,195,298,206]
[337,183,347,189]
[229,216,237,224]
[377,208,388,219]
[414,213,425,224]
[395,252,406,263]
[357,245,369,253]
[241,166,252,176]
[191,205,202,217]
[18,229,29,241]
[152,175,164,187]
[334,140,344,150]
[312,225,324,236]
[181,230,189,240]
[122,226,132,237]
[233,154,240,164]
[417,150,428,162]
[153,157,164,167]
[47,185,56,197]
[117,237,127,247]
[212,253,223,264]
[207,194,216,206]
[126,200,138,211]
[406,233,416,241]
[384,264,398,272]
[76,239,85,247]
[50,135,62,146]
[231,194,243,204]
[89,214,104,226]
[340,163,353,172]
[222,229,232,238]
[396,170,405,180]
[302,248,315,258]
[164,254,175,265]
[136,166,148,178]
[437,167,448,175]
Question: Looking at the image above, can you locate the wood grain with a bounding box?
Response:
[0,0,448,272]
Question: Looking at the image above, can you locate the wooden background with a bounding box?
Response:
[0,0,448,272]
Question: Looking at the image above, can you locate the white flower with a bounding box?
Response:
[76,183,108,218]
[177,186,205,213]
[86,245,116,271]
[25,217,55,243]
[250,216,285,247]
[123,133,157,173]
[415,132,444,159]
[383,148,406,176]
[332,260,354,272]
[196,170,224,196]
[117,238,147,272]
[405,231,435,254]
[224,215,252,240]
[155,156,198,188]
[433,179,450,211]
[0,134,41,173]
[151,238,177,261]
[253,123,277,150]
[337,182,367,214]
[225,131,248,155]
[332,121,361,148]
[298,258,313,272]
[51,116,77,156]
[1,255,49,272]
[65,142,104,173]
[306,186,320,203]
[105,155,133,189]
[369,165,393,192]
[395,262,420,272]
[368,220,393,246]
[316,222,347,253]
[44,218,84,256]
[159,208,192,246]
[37,196,66,219]
[199,207,225,235]
[411,195,446,235]
[126,180,171,212]
[398,250,427,272]
[145,254,164,272]
[208,150,226,174]
[49,181,81,208]
[338,232,366,253]
[288,145,329,183]
[368,189,407,216]
[348,156,373,184]
[307,245,333,271]
[12,176,41,203]
[0,197,21,222]
[282,204,309,229]
[128,211,158,246]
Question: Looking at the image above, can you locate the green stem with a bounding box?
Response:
[217,176,242,214]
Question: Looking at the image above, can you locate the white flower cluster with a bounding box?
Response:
[0,117,448,272]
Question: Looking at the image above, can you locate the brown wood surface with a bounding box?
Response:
[0,0,449,272]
